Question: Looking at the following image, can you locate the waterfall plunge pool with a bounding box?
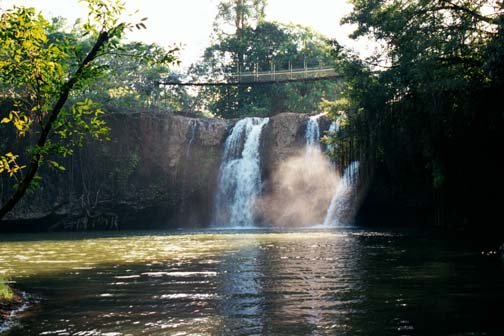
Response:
[1,228,504,335]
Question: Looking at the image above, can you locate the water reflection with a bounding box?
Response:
[217,236,265,334]
[256,233,364,335]
[1,230,504,335]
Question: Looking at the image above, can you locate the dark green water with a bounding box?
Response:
[1,229,503,335]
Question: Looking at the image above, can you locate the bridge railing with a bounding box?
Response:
[230,66,336,83]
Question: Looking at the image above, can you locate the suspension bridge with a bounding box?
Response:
[158,65,341,86]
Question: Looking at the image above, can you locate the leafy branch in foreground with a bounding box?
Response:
[0,0,177,220]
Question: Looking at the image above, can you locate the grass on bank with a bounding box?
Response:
[0,276,14,302]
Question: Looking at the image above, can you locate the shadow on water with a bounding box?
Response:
[1,229,504,335]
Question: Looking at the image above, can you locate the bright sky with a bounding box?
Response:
[1,0,372,68]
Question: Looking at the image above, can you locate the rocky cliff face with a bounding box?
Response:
[1,113,228,231]
[1,112,330,232]
[262,112,331,175]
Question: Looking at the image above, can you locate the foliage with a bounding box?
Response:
[195,15,339,117]
[0,152,25,177]
[80,41,188,113]
[0,0,178,220]
[214,0,267,34]
[0,276,14,302]
[41,18,185,113]
[327,0,504,234]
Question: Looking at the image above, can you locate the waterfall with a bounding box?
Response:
[213,117,270,228]
[328,121,339,134]
[323,161,360,227]
[326,121,339,155]
[305,114,323,154]
[186,120,198,158]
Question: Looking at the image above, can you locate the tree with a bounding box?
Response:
[214,0,267,37]
[327,0,504,238]
[0,1,177,220]
[206,0,268,115]
[195,20,339,117]
[43,19,187,114]
[82,41,189,113]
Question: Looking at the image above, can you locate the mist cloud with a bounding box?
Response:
[257,150,339,227]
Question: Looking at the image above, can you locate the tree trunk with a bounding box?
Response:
[0,31,110,221]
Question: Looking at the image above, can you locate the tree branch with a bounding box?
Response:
[438,0,497,25]
[0,31,110,221]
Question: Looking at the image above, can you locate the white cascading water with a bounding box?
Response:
[305,114,323,154]
[326,121,339,155]
[323,161,360,227]
[328,121,339,135]
[185,120,198,158]
[213,117,270,228]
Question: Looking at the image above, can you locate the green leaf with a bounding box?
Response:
[48,160,66,171]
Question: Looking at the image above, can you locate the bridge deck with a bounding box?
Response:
[159,66,340,86]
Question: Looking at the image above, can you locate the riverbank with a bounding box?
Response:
[0,280,26,331]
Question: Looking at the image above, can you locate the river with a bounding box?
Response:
[1,228,503,335]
